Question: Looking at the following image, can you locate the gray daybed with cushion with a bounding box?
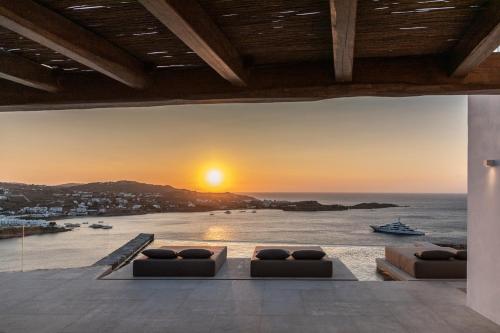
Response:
[251,246,332,277]
[380,242,466,280]
[133,246,227,277]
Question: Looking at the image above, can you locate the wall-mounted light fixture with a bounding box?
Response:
[484,160,498,167]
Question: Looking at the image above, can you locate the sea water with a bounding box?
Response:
[0,193,466,280]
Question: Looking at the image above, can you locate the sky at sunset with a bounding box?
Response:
[0,96,467,193]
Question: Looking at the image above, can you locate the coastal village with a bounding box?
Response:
[0,181,261,237]
[0,181,260,220]
[0,181,397,239]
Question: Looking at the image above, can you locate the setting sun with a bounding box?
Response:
[205,169,223,187]
[196,162,233,192]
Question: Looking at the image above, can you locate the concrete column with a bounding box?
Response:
[468,95,500,324]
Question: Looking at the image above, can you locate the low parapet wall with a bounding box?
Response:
[94,233,154,270]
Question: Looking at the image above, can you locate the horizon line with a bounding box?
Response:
[239,191,467,195]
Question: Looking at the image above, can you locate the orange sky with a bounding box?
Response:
[0,96,467,193]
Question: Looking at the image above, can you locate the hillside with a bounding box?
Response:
[0,180,258,215]
[61,181,177,194]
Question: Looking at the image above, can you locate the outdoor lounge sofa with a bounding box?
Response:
[377,242,466,280]
[133,246,227,277]
[251,246,333,277]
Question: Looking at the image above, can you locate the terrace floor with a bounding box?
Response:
[0,266,499,333]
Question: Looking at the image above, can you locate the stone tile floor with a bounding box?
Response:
[0,266,498,333]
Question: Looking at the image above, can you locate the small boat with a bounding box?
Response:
[239,210,246,213]
[224,210,231,214]
[209,213,214,216]
[98,221,104,224]
[251,210,257,213]
[101,225,112,229]
[64,223,81,228]
[370,218,425,236]
[82,222,89,225]
[89,223,103,229]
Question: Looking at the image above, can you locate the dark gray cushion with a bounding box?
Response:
[178,248,213,259]
[134,246,227,277]
[414,250,455,260]
[455,250,467,260]
[292,249,326,260]
[256,249,290,260]
[142,249,177,259]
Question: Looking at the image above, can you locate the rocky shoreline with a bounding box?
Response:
[0,226,71,239]
[47,201,401,220]
[0,201,401,240]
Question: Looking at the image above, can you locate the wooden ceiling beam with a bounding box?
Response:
[450,1,500,77]
[330,0,358,82]
[139,0,247,86]
[0,0,147,88]
[0,55,499,112]
[0,52,59,92]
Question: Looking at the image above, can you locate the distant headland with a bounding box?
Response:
[280,201,400,211]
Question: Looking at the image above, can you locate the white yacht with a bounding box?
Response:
[370,218,425,236]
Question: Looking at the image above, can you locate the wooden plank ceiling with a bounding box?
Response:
[0,0,498,111]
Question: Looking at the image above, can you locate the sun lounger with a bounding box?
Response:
[251,246,332,277]
[378,243,466,280]
[133,246,227,277]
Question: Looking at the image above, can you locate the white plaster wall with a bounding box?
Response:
[468,95,500,324]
